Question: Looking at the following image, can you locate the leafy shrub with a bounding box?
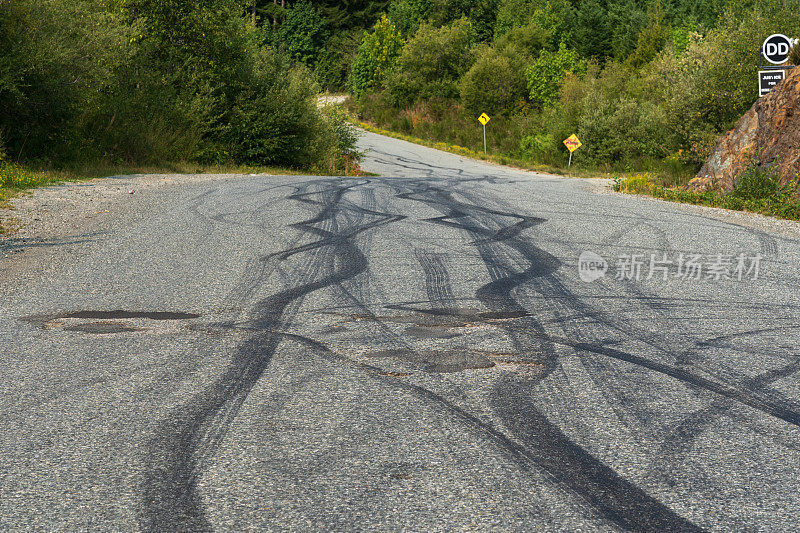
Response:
[314,106,364,174]
[731,162,787,201]
[459,22,551,116]
[386,18,476,106]
[519,134,556,160]
[459,47,521,116]
[612,173,654,193]
[526,43,585,109]
[220,51,321,167]
[350,15,404,96]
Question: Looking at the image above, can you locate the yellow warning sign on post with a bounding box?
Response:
[563,134,582,153]
[478,113,491,126]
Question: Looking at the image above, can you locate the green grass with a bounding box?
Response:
[612,166,800,221]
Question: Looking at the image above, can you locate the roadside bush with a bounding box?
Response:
[313,106,364,173]
[526,43,585,109]
[518,133,556,162]
[0,0,135,162]
[459,47,521,116]
[385,18,476,107]
[731,162,788,201]
[0,0,358,172]
[350,15,404,96]
[612,173,654,193]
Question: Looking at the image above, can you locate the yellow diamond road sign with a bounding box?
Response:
[478,113,491,126]
[563,134,582,153]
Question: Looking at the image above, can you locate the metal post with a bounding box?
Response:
[568,151,573,168]
[483,124,487,155]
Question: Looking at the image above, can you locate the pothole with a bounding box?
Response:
[64,322,141,334]
[21,309,201,335]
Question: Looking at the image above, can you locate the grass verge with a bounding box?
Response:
[613,166,800,221]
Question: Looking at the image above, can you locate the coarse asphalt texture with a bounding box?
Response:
[2,130,800,531]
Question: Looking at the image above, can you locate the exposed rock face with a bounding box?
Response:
[691,66,800,191]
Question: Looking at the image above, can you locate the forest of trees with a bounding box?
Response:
[2,0,799,178]
[331,0,800,177]
[0,0,370,174]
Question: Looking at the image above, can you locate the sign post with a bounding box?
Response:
[478,113,491,154]
[563,134,582,168]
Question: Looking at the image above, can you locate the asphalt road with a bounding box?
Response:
[2,130,800,531]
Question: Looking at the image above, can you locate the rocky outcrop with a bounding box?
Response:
[691,66,800,191]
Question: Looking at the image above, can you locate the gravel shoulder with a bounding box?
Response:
[0,173,270,284]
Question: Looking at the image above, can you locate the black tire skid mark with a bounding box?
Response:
[412,179,800,429]
[190,183,296,229]
[400,177,800,517]
[395,179,709,531]
[364,148,467,178]
[138,179,404,531]
[139,183,342,532]
[269,330,573,528]
[216,181,330,318]
[647,360,800,487]
[414,249,456,311]
[508,242,800,435]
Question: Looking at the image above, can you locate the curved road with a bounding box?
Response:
[2,130,800,531]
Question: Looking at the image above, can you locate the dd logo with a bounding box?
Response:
[762,34,793,65]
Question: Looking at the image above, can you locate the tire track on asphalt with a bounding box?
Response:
[414,249,456,311]
[394,179,706,531]
[138,179,405,532]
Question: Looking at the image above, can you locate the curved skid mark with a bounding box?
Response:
[138,179,405,531]
[391,179,705,530]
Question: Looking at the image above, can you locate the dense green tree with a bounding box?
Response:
[424,0,498,41]
[573,0,612,59]
[526,43,585,108]
[386,0,433,36]
[386,17,476,105]
[316,0,391,30]
[350,15,404,96]
[278,0,329,66]
[460,47,524,115]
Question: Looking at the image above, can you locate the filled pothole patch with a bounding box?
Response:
[21,309,201,335]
